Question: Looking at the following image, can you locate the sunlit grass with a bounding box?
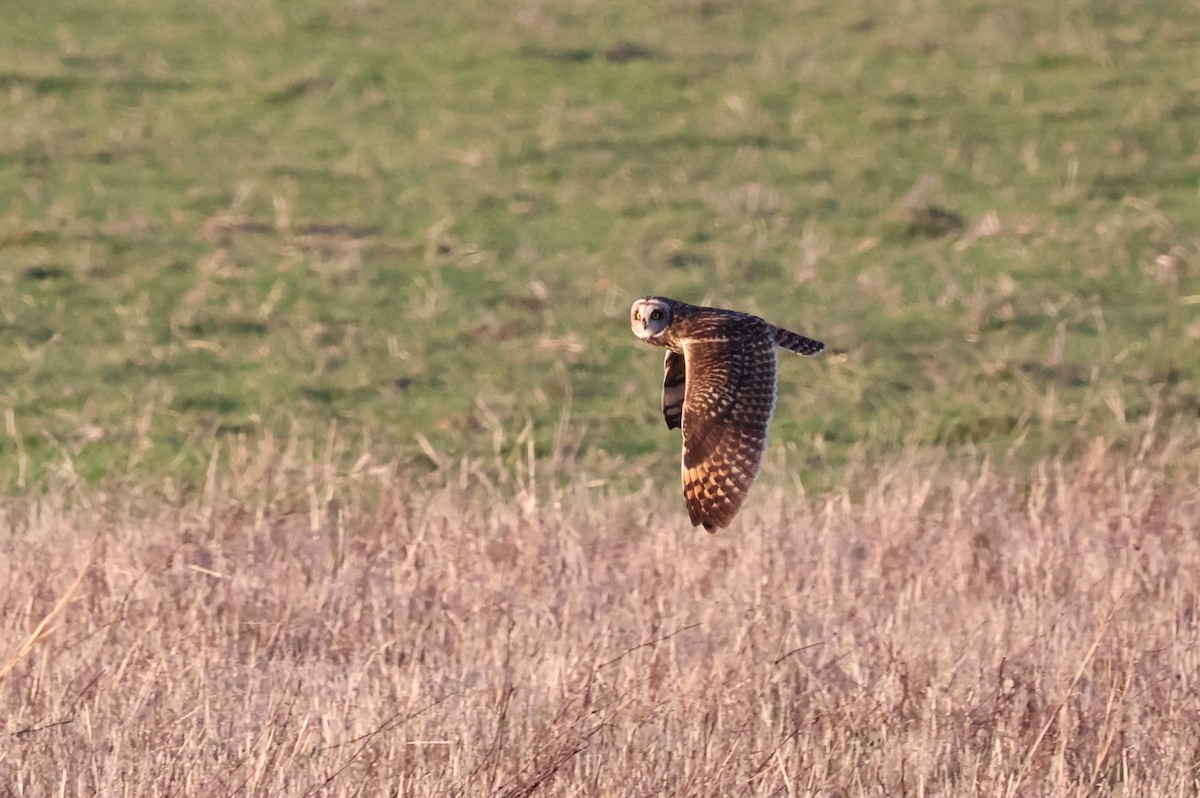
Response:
[2,425,1199,794]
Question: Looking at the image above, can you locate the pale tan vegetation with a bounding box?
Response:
[2,426,1199,796]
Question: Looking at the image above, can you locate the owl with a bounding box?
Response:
[630,296,825,532]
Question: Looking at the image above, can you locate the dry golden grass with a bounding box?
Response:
[2,427,1200,796]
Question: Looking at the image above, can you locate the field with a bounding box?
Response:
[2,0,1199,485]
[4,435,1200,795]
[3,0,1200,795]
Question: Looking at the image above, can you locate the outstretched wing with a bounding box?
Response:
[680,330,778,531]
[662,350,685,430]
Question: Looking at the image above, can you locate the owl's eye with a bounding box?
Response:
[634,310,641,321]
[650,309,663,321]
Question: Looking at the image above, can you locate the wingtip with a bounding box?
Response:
[775,328,826,357]
[800,337,826,356]
[688,509,722,533]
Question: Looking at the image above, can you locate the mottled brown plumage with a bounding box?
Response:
[630,296,825,531]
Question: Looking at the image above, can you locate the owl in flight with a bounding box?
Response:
[630,296,824,532]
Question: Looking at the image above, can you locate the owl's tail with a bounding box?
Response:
[774,327,825,356]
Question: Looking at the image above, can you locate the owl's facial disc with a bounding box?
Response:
[630,298,670,340]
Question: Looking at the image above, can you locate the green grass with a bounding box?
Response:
[2,0,1199,490]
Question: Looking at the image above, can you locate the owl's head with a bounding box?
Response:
[630,297,672,341]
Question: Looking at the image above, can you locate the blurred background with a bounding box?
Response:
[2,0,1198,491]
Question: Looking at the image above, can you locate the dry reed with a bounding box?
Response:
[1,426,1198,796]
